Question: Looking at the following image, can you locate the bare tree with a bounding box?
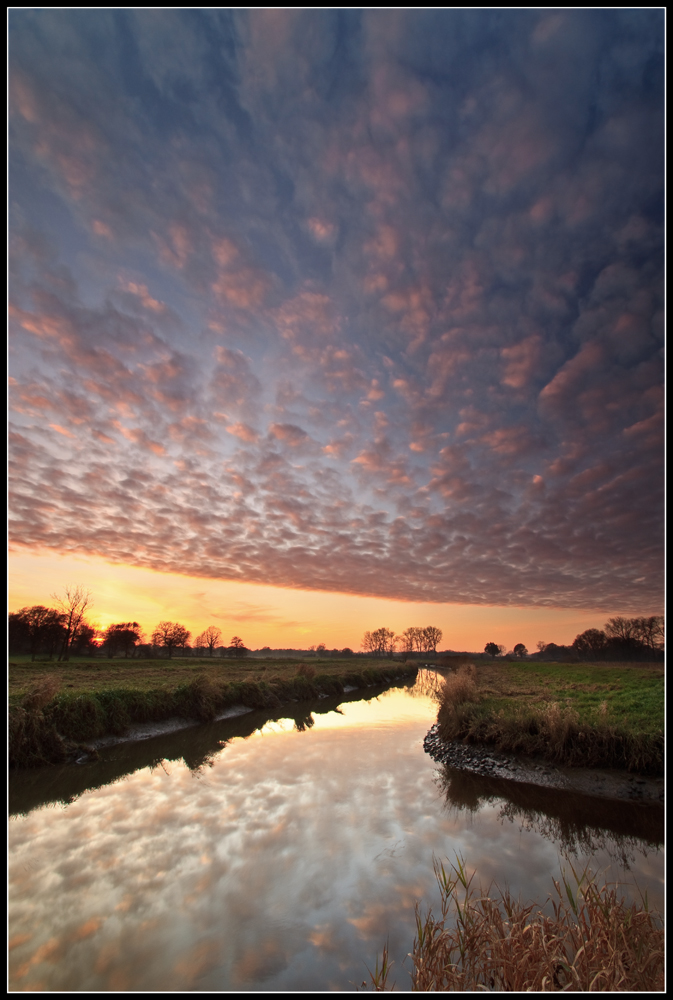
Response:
[51,586,93,661]
[604,617,639,642]
[361,631,376,654]
[632,615,664,652]
[362,627,396,656]
[195,625,222,657]
[151,621,191,658]
[423,626,443,653]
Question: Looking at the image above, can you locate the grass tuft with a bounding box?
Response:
[439,664,477,708]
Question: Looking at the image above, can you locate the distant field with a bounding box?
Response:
[7,655,399,706]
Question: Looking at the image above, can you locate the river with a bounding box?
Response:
[8,671,664,991]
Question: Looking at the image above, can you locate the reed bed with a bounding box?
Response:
[367,858,664,992]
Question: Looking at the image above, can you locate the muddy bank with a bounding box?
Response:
[424,723,664,805]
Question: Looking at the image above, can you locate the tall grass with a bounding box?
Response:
[439,664,477,706]
[367,858,664,991]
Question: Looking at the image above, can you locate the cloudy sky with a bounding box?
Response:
[8,10,664,647]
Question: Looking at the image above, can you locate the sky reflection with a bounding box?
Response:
[9,683,663,991]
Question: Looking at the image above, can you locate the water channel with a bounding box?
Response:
[8,671,664,991]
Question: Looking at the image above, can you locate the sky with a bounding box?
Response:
[8,10,664,651]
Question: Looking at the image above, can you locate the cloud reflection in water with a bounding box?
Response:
[8,685,663,991]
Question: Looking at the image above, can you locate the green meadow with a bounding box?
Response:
[436,660,664,773]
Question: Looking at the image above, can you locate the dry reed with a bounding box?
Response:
[367,858,664,992]
[21,675,61,712]
[439,664,477,708]
[296,662,317,680]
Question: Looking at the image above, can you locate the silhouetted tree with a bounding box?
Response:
[572,629,608,659]
[424,626,443,653]
[9,606,64,658]
[513,643,528,659]
[152,621,191,658]
[71,623,99,655]
[361,627,396,656]
[537,642,577,662]
[484,642,500,658]
[400,627,422,653]
[228,636,248,657]
[51,586,93,661]
[104,622,144,658]
[604,617,639,643]
[631,615,664,652]
[195,625,222,657]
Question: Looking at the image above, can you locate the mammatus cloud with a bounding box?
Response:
[9,10,663,612]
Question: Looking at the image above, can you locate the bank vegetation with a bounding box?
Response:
[9,656,412,769]
[435,661,663,774]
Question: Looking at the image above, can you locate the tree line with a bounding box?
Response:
[361,626,443,656]
[8,588,249,660]
[483,617,664,663]
[9,591,663,664]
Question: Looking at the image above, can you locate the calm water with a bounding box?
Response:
[8,673,664,992]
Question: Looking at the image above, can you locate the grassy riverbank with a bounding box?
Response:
[437,661,664,774]
[366,858,664,991]
[9,656,412,768]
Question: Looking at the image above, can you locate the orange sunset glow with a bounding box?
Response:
[9,550,626,653]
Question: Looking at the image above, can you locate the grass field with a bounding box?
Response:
[8,655,410,768]
[473,661,664,735]
[436,660,664,773]
[8,654,402,703]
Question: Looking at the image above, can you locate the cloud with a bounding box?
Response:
[8,9,664,613]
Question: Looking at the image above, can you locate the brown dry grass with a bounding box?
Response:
[439,664,477,707]
[367,858,664,991]
[296,662,317,680]
[20,675,61,712]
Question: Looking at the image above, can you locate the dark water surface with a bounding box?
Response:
[8,672,664,991]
